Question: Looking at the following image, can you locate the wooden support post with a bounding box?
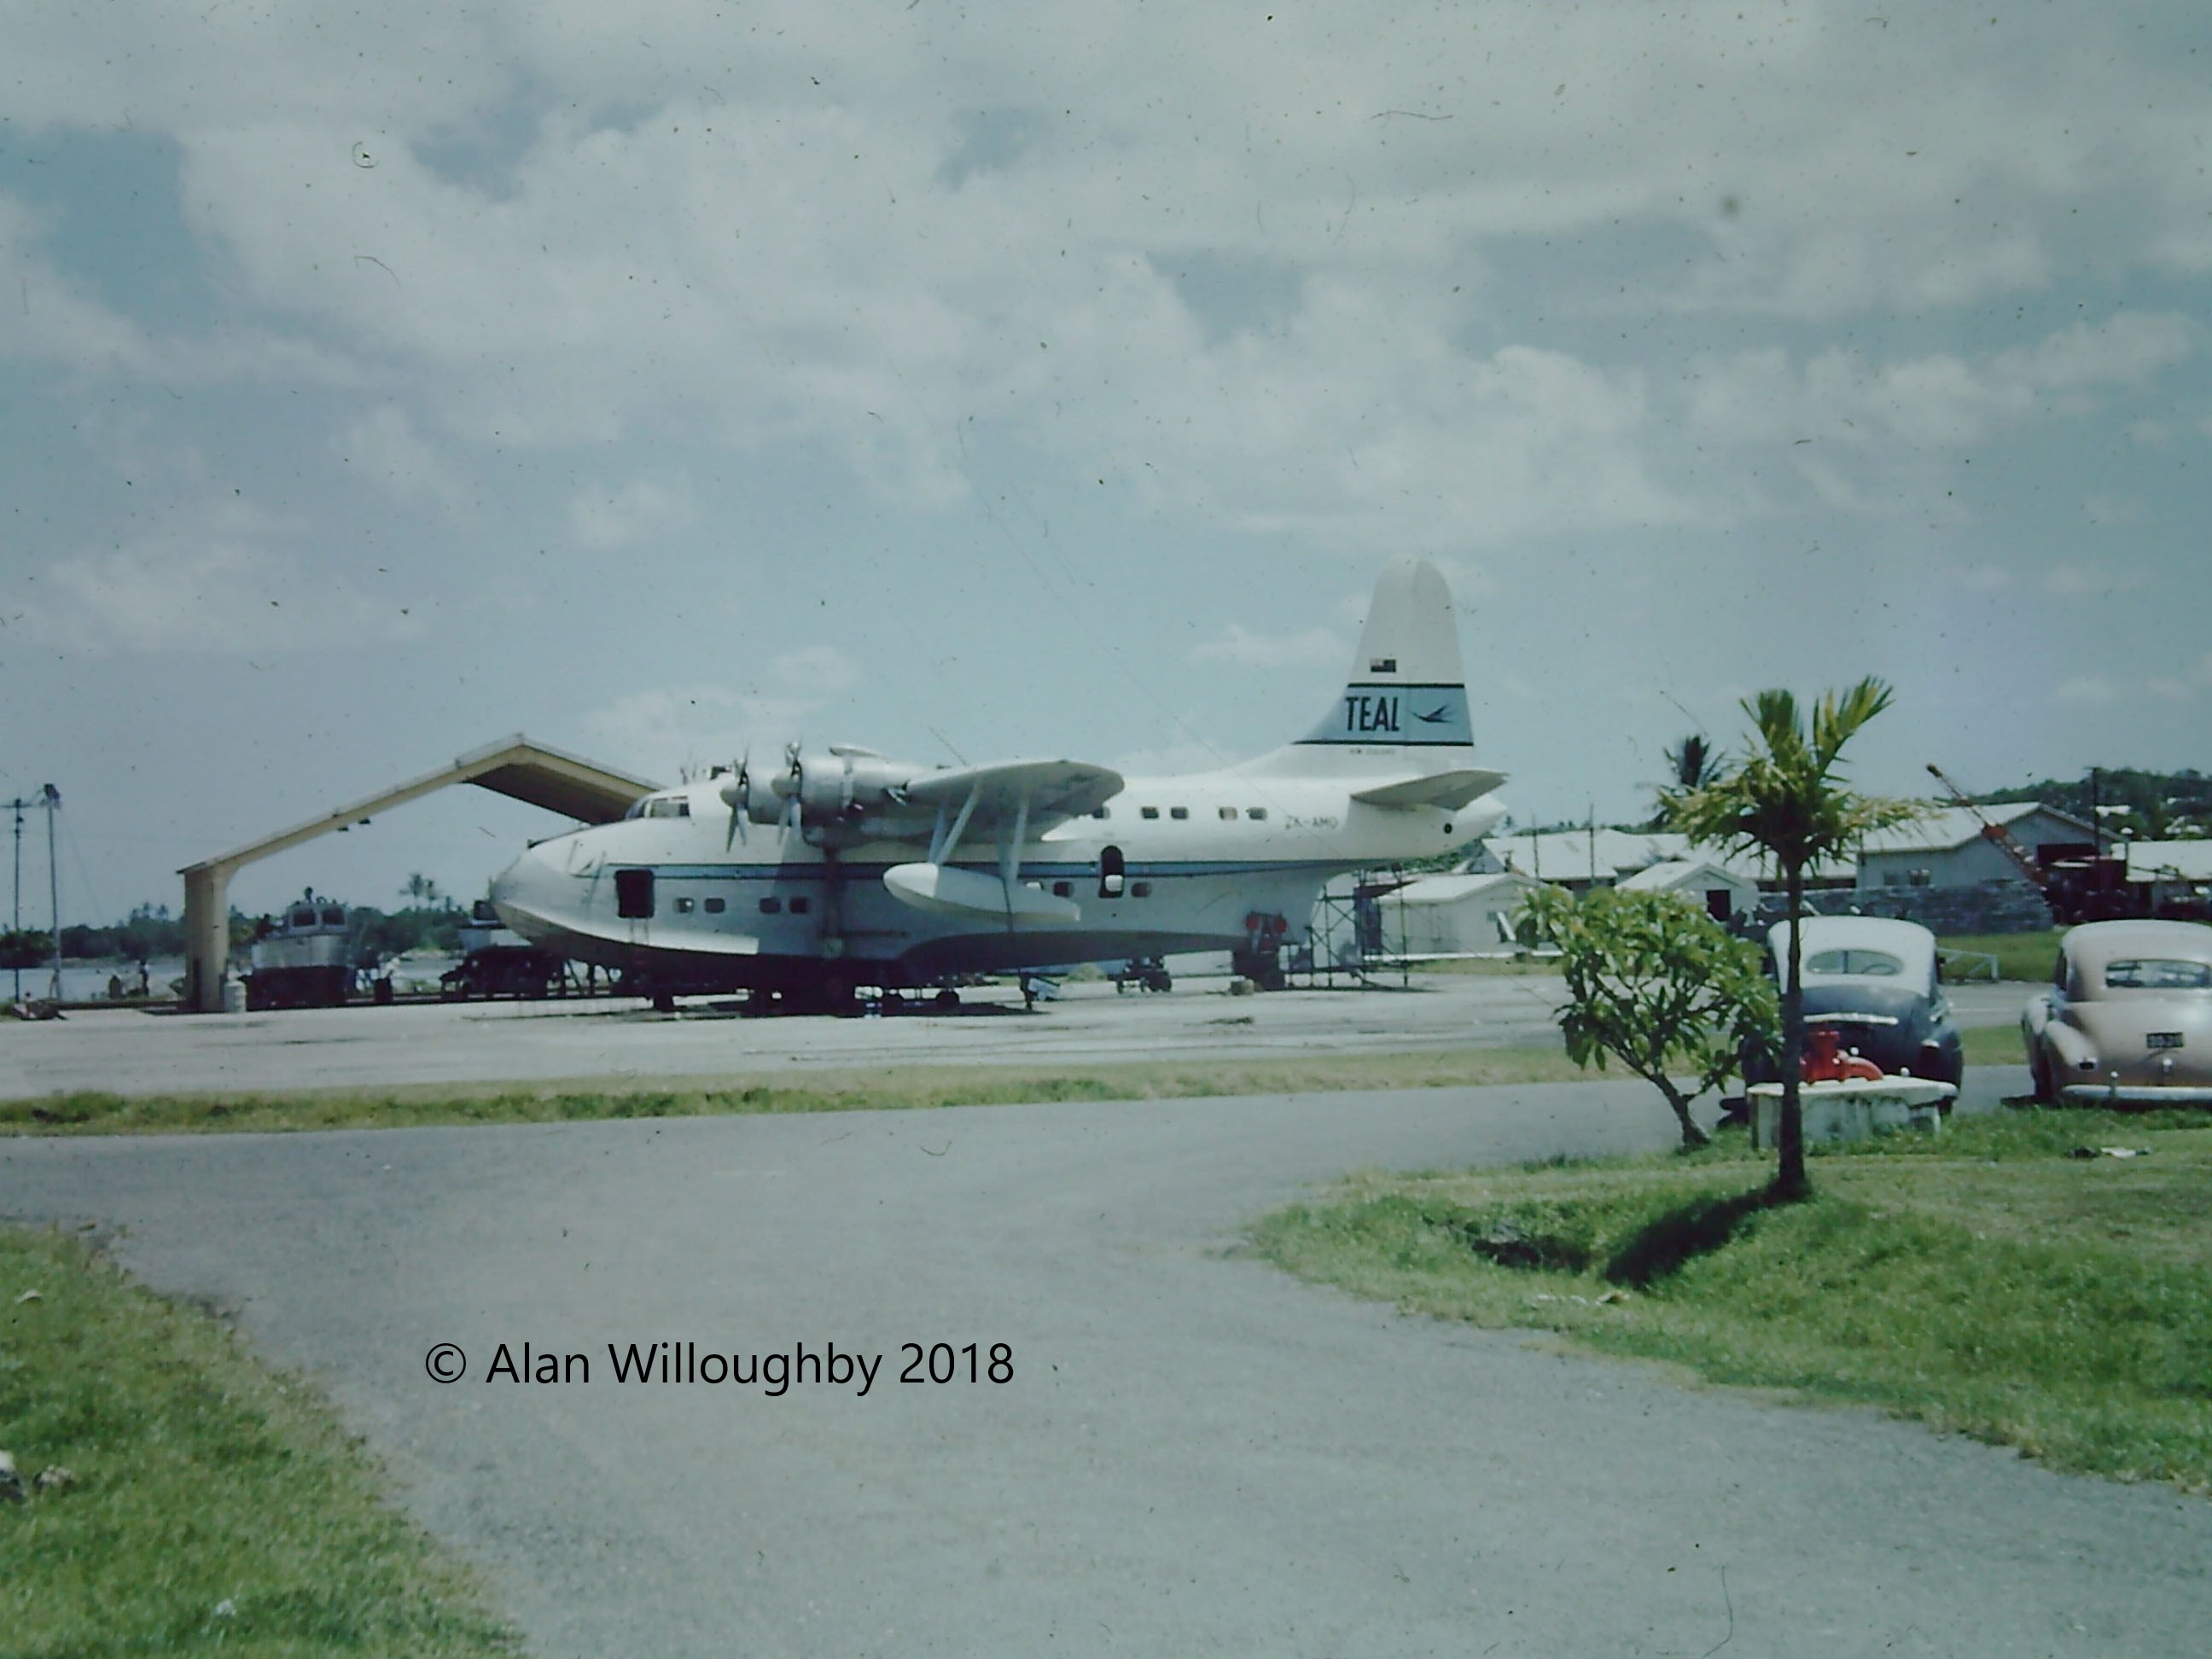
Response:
[182,864,233,1013]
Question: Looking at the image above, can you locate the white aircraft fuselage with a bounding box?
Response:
[491,559,1507,1001]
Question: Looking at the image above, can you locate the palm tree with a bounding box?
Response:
[1662,678,1919,1200]
[1646,732,1725,830]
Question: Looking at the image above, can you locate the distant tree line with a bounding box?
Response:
[43,887,473,962]
[1976,767,2210,841]
[1475,762,2210,859]
[0,929,53,970]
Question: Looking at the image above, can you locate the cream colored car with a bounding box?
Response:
[2022,919,2212,1105]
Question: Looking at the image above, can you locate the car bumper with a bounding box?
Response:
[2058,1083,2212,1106]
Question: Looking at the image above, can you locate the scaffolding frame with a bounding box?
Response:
[1287,866,1416,990]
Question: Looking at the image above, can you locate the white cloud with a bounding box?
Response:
[576,648,864,776]
[567,477,694,550]
[1941,563,2015,592]
[334,406,463,504]
[1110,738,1243,778]
[0,191,370,390]
[579,686,806,778]
[1190,624,1346,671]
[0,196,158,373]
[6,4,2201,562]
[2052,675,2118,707]
[1688,313,2198,457]
[2147,655,2212,703]
[17,498,423,655]
[2043,564,2146,598]
[768,644,862,693]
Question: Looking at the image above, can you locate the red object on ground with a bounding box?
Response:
[1802,1024,1883,1083]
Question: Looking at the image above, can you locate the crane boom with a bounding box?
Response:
[1924,763,2047,888]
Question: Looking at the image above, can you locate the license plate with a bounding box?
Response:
[2147,1032,2185,1050]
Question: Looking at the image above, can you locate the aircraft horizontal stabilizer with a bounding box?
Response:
[1350,768,1506,810]
[882,862,1082,927]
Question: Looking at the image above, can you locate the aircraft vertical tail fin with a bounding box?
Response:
[1243,558,1503,815]
[1265,557,1476,764]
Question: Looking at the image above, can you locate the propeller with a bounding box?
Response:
[719,751,752,849]
[778,742,805,831]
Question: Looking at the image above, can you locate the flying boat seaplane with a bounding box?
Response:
[491,557,1508,1010]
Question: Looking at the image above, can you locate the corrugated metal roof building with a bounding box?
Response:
[1616,858,1762,923]
[2124,840,2212,912]
[1482,829,1797,890]
[1853,803,2095,893]
[1378,870,1547,955]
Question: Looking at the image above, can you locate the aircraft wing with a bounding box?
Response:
[902,758,1124,830]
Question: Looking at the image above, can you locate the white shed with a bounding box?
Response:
[2125,841,2212,914]
[1378,870,1546,955]
[1616,859,1761,924]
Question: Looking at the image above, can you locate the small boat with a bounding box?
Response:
[246,889,367,1009]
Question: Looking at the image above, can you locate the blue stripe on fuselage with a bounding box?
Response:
[608,859,1346,881]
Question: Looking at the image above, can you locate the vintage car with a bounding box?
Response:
[2022,919,2212,1105]
[1742,915,1963,1096]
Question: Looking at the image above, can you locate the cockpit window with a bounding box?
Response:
[1805,948,1903,977]
[2104,958,2212,991]
[641,797,690,818]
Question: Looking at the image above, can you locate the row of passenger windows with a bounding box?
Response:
[672,883,1150,911]
[1049,879,1151,898]
[1091,806,1268,822]
[633,793,1269,826]
[616,870,820,920]
[617,867,1161,921]
[670,894,812,916]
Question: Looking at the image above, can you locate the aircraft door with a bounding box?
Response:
[1098,846,1126,899]
[614,868,655,919]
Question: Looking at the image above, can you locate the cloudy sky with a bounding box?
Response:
[3,2,2207,923]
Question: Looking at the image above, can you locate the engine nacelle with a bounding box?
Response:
[762,748,915,829]
[719,771,783,827]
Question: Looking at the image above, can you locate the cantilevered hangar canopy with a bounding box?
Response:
[180,735,661,1012]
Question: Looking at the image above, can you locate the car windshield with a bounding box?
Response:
[2103,958,2212,991]
[1805,948,1904,977]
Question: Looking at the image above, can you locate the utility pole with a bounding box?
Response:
[42,785,61,1002]
[9,794,21,1003]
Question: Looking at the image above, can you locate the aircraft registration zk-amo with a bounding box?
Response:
[491,558,1508,1009]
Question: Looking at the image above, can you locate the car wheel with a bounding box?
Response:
[2029,1046,2056,1105]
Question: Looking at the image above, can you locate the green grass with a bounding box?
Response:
[1961,1022,2028,1068]
[1939,929,2064,982]
[1,1046,1597,1138]
[0,1225,520,1656]
[1253,1109,2212,1490]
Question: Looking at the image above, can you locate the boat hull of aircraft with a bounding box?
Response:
[492,839,1362,995]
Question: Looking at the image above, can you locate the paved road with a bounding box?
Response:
[5,1068,2204,1658]
[0,976,2029,1101]
[0,978,1574,1098]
